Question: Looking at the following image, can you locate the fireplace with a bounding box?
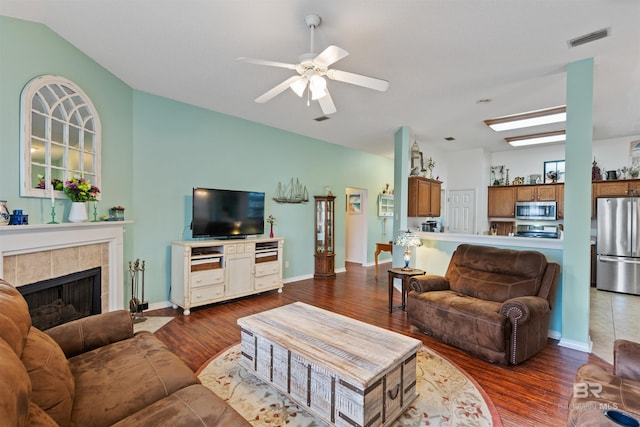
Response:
[18,267,101,330]
[0,222,127,312]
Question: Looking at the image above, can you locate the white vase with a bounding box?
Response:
[68,202,88,223]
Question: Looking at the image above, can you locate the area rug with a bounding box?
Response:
[197,343,502,427]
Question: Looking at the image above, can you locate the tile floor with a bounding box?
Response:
[590,287,640,364]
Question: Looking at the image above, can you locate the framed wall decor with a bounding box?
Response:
[348,193,361,214]
[544,160,565,183]
[630,140,640,171]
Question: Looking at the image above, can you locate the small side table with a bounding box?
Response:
[388,268,424,312]
[375,242,393,277]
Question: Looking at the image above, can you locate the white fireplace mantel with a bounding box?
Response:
[0,221,131,311]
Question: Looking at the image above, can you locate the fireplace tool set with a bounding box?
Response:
[128,259,148,323]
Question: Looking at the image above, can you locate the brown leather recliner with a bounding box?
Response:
[0,278,250,426]
[566,339,640,426]
[406,244,560,365]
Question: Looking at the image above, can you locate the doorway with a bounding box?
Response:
[447,189,476,234]
[345,188,368,264]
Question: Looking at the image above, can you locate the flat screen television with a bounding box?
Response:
[192,187,265,239]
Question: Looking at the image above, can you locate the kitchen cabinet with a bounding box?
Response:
[516,184,556,202]
[488,186,516,218]
[556,184,565,219]
[408,177,441,217]
[592,179,640,217]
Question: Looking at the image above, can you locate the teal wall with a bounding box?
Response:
[0,16,136,278]
[1,16,394,306]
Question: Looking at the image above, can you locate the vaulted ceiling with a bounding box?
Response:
[2,0,639,157]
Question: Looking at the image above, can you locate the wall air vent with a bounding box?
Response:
[314,116,330,122]
[568,28,610,48]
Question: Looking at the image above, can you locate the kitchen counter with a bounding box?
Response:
[415,231,564,250]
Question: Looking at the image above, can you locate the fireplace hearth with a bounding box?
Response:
[18,267,101,330]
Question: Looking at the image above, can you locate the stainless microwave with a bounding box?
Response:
[515,201,557,220]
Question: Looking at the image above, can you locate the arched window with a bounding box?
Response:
[20,75,101,199]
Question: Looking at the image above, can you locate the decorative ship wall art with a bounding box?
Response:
[273,178,309,203]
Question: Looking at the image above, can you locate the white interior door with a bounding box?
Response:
[345,188,368,264]
[447,189,475,234]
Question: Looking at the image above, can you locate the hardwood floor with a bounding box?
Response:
[150,262,609,427]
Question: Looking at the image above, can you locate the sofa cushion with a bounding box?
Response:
[68,331,201,427]
[446,244,546,302]
[0,338,31,427]
[0,279,32,356]
[21,327,75,426]
[111,384,251,427]
[407,290,510,363]
[27,402,58,427]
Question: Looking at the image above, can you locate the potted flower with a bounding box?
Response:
[64,176,100,222]
[266,215,276,238]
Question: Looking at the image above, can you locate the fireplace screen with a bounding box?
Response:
[18,267,101,330]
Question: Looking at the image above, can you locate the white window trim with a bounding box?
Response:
[20,75,102,199]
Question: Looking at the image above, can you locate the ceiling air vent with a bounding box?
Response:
[444,137,456,141]
[568,28,610,48]
[314,116,330,122]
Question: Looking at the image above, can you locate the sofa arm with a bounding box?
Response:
[614,339,640,381]
[500,295,550,324]
[45,310,134,358]
[409,275,450,293]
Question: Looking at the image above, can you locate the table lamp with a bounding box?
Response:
[394,231,423,270]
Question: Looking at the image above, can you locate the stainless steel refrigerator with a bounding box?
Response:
[597,197,640,295]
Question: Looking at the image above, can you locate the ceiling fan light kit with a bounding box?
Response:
[237,14,389,115]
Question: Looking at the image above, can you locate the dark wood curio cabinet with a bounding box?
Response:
[314,195,336,279]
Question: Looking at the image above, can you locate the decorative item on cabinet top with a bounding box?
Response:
[273,178,309,203]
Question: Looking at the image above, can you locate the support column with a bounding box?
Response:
[393,126,410,268]
[559,58,593,352]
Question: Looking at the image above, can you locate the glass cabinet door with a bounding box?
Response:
[316,199,326,253]
[314,195,336,278]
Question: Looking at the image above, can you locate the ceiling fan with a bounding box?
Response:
[237,14,389,115]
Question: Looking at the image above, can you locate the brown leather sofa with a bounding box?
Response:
[0,278,250,426]
[567,339,640,426]
[407,244,560,365]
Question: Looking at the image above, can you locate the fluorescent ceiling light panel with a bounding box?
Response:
[505,130,566,147]
[485,106,566,132]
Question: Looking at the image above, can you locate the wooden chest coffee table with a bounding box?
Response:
[237,302,422,427]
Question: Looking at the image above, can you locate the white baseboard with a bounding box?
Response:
[548,330,561,340]
[558,337,593,353]
[284,274,313,283]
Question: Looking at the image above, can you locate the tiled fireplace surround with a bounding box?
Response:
[0,222,128,312]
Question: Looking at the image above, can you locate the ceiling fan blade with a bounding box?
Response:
[326,69,389,92]
[255,76,304,103]
[237,57,297,70]
[318,89,337,115]
[313,45,349,68]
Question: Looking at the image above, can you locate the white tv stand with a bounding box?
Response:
[170,237,284,315]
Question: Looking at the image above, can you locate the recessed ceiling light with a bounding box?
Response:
[484,105,566,132]
[505,130,566,147]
